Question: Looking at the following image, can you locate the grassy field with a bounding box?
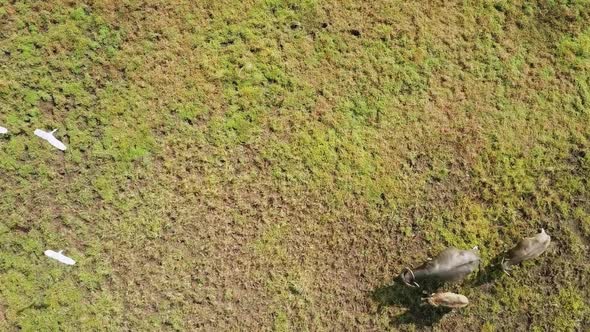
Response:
[1,0,589,330]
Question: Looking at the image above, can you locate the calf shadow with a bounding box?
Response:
[371,279,451,328]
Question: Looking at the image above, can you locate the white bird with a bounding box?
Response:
[34,129,67,151]
[0,126,7,134]
[44,250,76,265]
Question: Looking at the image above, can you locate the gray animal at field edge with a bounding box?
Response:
[400,246,480,287]
[501,228,551,273]
[423,292,469,308]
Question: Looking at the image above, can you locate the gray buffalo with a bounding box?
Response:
[400,247,480,287]
[502,229,551,272]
